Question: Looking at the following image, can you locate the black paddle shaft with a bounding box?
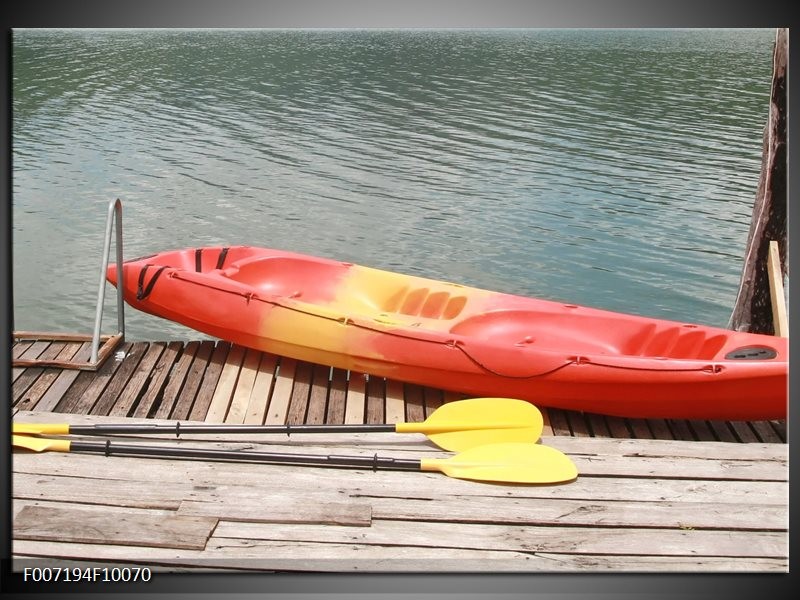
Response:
[70,439,423,472]
[69,423,397,437]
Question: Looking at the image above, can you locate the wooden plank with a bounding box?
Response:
[132,342,184,419]
[729,421,760,443]
[91,342,151,416]
[12,341,53,383]
[403,383,425,423]
[343,372,367,424]
[178,498,372,527]
[422,386,443,418]
[13,342,84,411]
[188,341,231,422]
[170,341,216,421]
[586,413,611,438]
[626,419,653,439]
[154,341,201,420]
[12,473,183,511]
[108,342,168,417]
[286,360,313,425]
[384,379,406,424]
[547,409,572,437]
[244,352,278,425]
[14,505,217,551]
[688,420,717,442]
[325,368,348,425]
[646,419,674,440]
[14,451,786,506]
[365,375,385,424]
[11,538,787,572]
[35,343,95,413]
[769,420,787,442]
[265,357,296,425]
[767,240,788,336]
[369,495,786,530]
[539,408,556,437]
[604,416,631,438]
[51,343,127,415]
[216,518,787,558]
[12,342,67,403]
[750,420,784,443]
[305,363,331,425]
[225,348,262,424]
[204,344,246,423]
[707,420,738,443]
[567,411,591,437]
[668,420,697,441]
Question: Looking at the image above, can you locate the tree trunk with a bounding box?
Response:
[728,28,788,334]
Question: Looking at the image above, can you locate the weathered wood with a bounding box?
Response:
[12,342,70,403]
[154,341,201,420]
[13,342,84,410]
[403,383,425,422]
[547,408,572,437]
[170,340,215,421]
[365,375,385,424]
[244,352,278,425]
[265,357,296,424]
[205,343,246,423]
[225,348,262,424]
[108,342,168,418]
[50,343,127,414]
[286,360,313,425]
[368,495,786,530]
[36,343,95,413]
[384,379,406,424]
[178,497,372,527]
[188,341,231,422]
[343,371,366,424]
[423,386,443,418]
[132,341,184,418]
[729,28,788,333]
[306,363,331,425]
[325,367,348,425]
[214,519,787,558]
[13,474,183,510]
[767,240,788,336]
[14,505,217,551]
[12,539,787,572]
[91,342,150,416]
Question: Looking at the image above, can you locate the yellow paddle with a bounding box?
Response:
[12,434,577,485]
[13,397,544,452]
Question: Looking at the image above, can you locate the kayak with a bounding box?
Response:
[107,246,787,420]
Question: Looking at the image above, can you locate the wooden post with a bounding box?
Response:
[728,28,788,334]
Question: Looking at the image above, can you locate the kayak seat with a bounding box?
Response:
[382,286,468,319]
[450,311,731,359]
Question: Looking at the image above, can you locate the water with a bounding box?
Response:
[12,28,775,341]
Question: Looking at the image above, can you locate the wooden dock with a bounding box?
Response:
[11,338,789,572]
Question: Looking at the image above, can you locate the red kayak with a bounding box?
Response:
[107,246,788,420]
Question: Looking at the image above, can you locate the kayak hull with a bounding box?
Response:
[107,246,788,420]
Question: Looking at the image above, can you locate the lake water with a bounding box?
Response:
[12,28,775,341]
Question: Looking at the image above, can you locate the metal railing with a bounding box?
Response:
[90,198,125,364]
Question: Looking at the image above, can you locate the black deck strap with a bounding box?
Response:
[136,265,168,301]
[373,453,378,472]
[215,247,230,270]
[105,440,111,457]
[195,248,203,272]
[286,423,291,438]
[175,422,181,438]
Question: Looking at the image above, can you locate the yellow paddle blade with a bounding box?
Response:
[396,398,544,452]
[12,434,71,453]
[13,423,71,435]
[420,442,577,484]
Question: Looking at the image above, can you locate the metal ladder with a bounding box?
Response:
[13,198,126,370]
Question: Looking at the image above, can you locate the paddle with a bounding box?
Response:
[12,435,577,485]
[12,397,544,452]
